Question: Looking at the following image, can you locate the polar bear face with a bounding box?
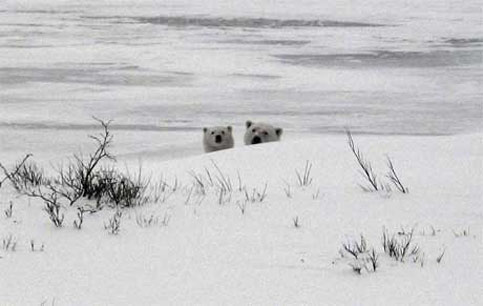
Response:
[244,120,283,145]
[203,126,234,153]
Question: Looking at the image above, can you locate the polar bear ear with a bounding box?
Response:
[275,128,283,138]
[203,127,208,133]
[246,120,253,128]
[227,126,233,133]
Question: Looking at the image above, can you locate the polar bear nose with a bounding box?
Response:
[251,136,261,144]
[215,135,222,143]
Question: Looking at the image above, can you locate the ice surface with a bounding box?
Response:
[1,0,481,161]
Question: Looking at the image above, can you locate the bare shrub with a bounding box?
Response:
[3,160,47,194]
[367,248,379,271]
[0,154,33,190]
[293,216,301,228]
[386,157,409,193]
[382,227,419,262]
[103,169,150,208]
[340,235,379,274]
[347,131,381,192]
[348,247,379,274]
[341,235,368,259]
[42,191,64,228]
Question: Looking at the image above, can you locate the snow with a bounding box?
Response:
[0,0,482,304]
[1,132,482,305]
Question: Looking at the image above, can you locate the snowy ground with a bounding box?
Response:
[0,0,482,304]
[1,131,481,305]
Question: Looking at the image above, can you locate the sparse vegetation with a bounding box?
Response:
[104,210,123,235]
[436,248,446,264]
[30,240,45,252]
[4,201,13,218]
[347,247,379,274]
[312,188,320,200]
[42,192,64,228]
[102,168,150,208]
[347,131,381,192]
[342,235,368,259]
[2,234,17,252]
[282,181,292,198]
[296,160,313,187]
[73,207,85,229]
[244,183,268,203]
[136,211,170,228]
[382,227,420,262]
[293,216,301,228]
[347,131,410,194]
[453,227,470,238]
[0,154,33,190]
[236,200,247,215]
[385,157,409,193]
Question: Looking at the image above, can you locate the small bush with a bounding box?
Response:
[7,161,46,193]
[382,227,419,262]
[42,192,64,228]
[103,171,149,208]
[342,235,368,259]
[0,154,33,190]
[348,248,379,274]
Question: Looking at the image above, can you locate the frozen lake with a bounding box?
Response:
[0,0,482,160]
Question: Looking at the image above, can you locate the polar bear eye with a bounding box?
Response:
[221,131,225,135]
[211,131,215,135]
[252,128,256,133]
[263,131,268,136]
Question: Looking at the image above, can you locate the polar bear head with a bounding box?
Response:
[203,126,234,153]
[244,120,283,145]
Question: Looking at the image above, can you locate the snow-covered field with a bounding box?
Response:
[0,0,482,305]
[1,131,482,305]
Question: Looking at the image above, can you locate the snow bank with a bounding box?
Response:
[1,133,481,305]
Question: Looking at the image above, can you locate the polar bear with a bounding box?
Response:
[244,120,283,145]
[203,126,234,153]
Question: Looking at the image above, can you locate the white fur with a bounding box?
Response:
[244,120,283,145]
[203,126,234,153]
